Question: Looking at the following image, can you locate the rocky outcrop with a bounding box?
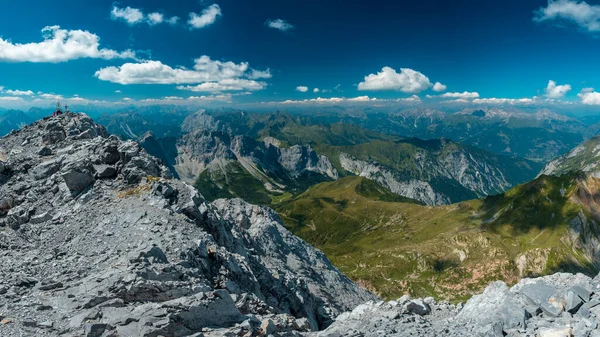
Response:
[316,273,600,336]
[339,146,517,206]
[172,129,338,191]
[0,113,375,336]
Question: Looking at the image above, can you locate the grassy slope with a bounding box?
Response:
[275,175,599,302]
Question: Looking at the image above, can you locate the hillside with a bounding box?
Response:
[275,174,600,301]
[540,134,600,177]
[177,111,542,206]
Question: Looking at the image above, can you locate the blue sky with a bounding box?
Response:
[2,0,600,108]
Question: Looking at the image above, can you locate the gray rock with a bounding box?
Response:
[570,285,592,302]
[61,169,95,193]
[538,327,572,337]
[260,319,277,335]
[566,291,583,314]
[29,212,52,224]
[94,164,117,179]
[519,282,565,317]
[405,299,430,315]
[38,146,52,156]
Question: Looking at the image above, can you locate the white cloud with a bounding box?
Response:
[0,96,24,101]
[578,88,600,104]
[188,4,222,29]
[545,80,571,98]
[534,0,600,32]
[111,6,179,27]
[111,6,145,25]
[357,67,433,93]
[348,96,372,102]
[39,93,64,100]
[115,90,121,93]
[147,13,164,25]
[0,26,135,63]
[248,69,272,79]
[433,82,447,92]
[177,78,267,92]
[187,94,232,102]
[167,16,180,25]
[95,56,270,96]
[398,95,422,102]
[313,88,319,93]
[296,86,308,92]
[439,91,480,99]
[281,96,378,104]
[266,19,294,32]
[472,97,535,104]
[4,89,34,96]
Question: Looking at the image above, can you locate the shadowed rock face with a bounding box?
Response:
[0,113,375,336]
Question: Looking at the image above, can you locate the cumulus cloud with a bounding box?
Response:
[147,13,164,25]
[0,26,135,63]
[266,19,294,32]
[433,82,447,92]
[111,6,144,25]
[296,86,309,92]
[439,91,480,99]
[357,67,434,93]
[578,88,600,104]
[313,88,319,93]
[177,78,267,92]
[4,89,34,96]
[545,80,572,99]
[188,4,222,29]
[95,55,271,95]
[534,0,600,32]
[111,6,179,26]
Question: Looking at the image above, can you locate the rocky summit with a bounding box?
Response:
[0,113,375,336]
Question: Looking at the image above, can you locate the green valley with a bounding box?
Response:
[275,174,600,302]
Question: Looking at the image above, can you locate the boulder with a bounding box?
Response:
[93,164,117,179]
[519,282,565,317]
[31,158,62,180]
[405,299,430,315]
[37,146,52,156]
[61,170,95,193]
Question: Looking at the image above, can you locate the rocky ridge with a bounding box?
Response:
[316,273,600,337]
[0,113,375,336]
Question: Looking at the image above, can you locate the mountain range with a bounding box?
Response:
[119,110,542,206]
